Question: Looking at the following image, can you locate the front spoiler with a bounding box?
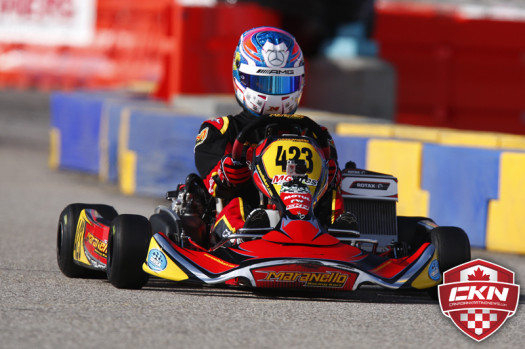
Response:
[143,233,441,291]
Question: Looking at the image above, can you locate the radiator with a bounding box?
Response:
[340,168,399,251]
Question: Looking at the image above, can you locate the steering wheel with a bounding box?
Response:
[231,114,331,163]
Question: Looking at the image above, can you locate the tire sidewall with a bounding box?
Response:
[107,214,151,289]
[57,204,84,277]
[431,226,471,274]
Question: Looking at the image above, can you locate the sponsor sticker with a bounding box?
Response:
[280,192,312,217]
[429,259,441,281]
[272,174,317,186]
[257,270,349,288]
[147,249,167,272]
[438,259,520,342]
[256,69,294,74]
[252,264,358,291]
[194,127,208,149]
[86,232,107,258]
[350,181,390,190]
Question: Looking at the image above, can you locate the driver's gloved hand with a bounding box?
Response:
[219,154,251,186]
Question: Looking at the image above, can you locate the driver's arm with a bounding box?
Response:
[194,119,231,197]
[194,117,251,198]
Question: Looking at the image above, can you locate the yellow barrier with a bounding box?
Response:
[486,152,525,254]
[48,127,60,170]
[393,125,440,143]
[438,130,500,148]
[366,139,429,216]
[98,105,111,183]
[499,134,525,150]
[336,123,394,138]
[337,122,525,149]
[117,108,137,195]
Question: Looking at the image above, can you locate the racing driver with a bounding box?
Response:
[194,26,347,244]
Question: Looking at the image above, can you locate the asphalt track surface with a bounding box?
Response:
[0,90,524,349]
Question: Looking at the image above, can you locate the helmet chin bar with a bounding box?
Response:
[236,85,301,116]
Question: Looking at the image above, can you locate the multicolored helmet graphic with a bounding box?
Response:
[233,27,305,116]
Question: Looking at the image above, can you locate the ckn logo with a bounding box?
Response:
[438,259,520,342]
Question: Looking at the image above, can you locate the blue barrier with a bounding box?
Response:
[99,100,125,182]
[486,152,525,254]
[123,108,207,196]
[50,92,105,174]
[50,91,152,174]
[332,135,368,169]
[99,97,163,182]
[421,144,501,248]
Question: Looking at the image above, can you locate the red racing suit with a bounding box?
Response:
[194,110,343,241]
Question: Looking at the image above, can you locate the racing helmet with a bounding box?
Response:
[233,27,305,116]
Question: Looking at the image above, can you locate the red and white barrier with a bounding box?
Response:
[0,0,281,95]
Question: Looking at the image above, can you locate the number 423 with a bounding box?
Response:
[275,145,314,172]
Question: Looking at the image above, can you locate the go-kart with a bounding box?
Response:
[56,114,471,296]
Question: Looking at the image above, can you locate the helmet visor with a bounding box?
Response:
[240,73,303,95]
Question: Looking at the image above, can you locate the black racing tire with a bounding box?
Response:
[427,226,471,299]
[396,216,435,256]
[431,226,471,273]
[150,211,182,246]
[57,203,118,278]
[107,214,151,289]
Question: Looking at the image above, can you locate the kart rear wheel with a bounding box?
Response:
[107,214,151,289]
[57,203,118,278]
[428,226,471,299]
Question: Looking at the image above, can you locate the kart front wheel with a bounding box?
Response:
[57,203,118,278]
[396,216,435,256]
[107,214,151,289]
[428,226,471,299]
[432,226,471,273]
